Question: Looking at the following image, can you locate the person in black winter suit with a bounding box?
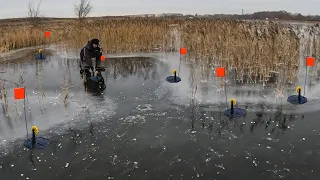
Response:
[80,38,103,69]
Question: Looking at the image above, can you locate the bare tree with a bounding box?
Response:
[74,0,92,21]
[28,0,43,26]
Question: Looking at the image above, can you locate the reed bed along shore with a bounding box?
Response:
[1,17,320,84]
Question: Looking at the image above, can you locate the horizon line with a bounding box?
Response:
[1,10,319,20]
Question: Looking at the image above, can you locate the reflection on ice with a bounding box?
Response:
[0,42,320,179]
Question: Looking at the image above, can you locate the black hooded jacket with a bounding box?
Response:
[80,39,102,64]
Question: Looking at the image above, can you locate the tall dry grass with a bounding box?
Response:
[1,17,320,83]
[0,79,9,117]
[182,19,301,84]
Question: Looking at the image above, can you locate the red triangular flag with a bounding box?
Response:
[306,56,315,67]
[45,31,51,38]
[14,87,25,100]
[180,48,187,55]
[216,67,225,77]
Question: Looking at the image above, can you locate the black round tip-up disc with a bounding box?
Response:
[287,95,307,105]
[224,108,246,118]
[166,76,181,83]
[96,67,105,71]
[24,137,50,149]
[35,54,46,60]
[90,76,103,82]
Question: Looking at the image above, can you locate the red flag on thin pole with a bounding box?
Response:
[216,67,228,108]
[14,87,25,100]
[14,87,29,140]
[178,48,187,76]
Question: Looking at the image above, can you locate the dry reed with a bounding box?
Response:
[60,75,71,116]
[1,17,320,83]
[0,79,9,117]
[102,57,156,81]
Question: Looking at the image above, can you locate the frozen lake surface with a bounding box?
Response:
[0,45,320,180]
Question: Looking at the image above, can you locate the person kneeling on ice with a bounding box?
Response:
[80,38,103,69]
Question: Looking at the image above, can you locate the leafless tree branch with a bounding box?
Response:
[74,0,92,22]
[27,0,43,26]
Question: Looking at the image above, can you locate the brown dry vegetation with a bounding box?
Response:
[1,17,320,84]
[183,20,302,84]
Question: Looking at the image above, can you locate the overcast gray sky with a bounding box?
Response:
[1,0,319,19]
